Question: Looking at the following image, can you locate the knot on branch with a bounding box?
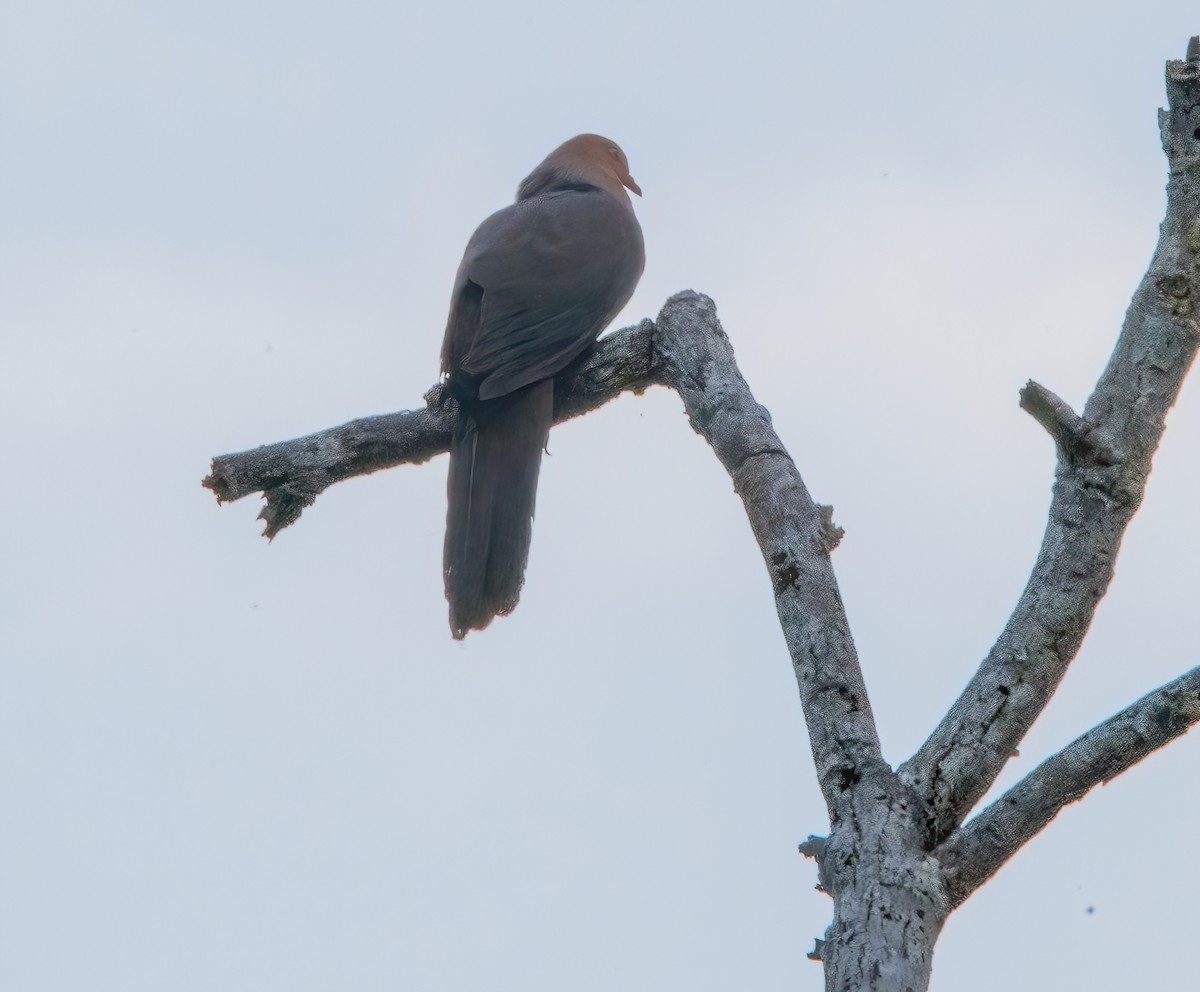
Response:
[257,482,317,539]
[817,503,844,552]
[769,551,800,595]
[1156,272,1197,320]
[798,834,833,895]
[798,834,828,860]
[1019,380,1119,468]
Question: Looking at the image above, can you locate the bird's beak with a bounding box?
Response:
[624,174,642,197]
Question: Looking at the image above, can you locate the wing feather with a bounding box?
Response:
[441,187,644,402]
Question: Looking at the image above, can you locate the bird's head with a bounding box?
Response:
[518,133,642,203]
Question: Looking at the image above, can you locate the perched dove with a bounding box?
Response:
[440,134,645,638]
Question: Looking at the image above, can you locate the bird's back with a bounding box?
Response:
[443,184,644,403]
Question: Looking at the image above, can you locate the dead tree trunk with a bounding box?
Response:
[205,40,1200,991]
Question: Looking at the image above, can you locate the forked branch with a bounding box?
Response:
[204,292,881,816]
[938,665,1200,906]
[206,41,1200,989]
[899,48,1200,845]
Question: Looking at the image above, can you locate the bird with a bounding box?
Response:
[440,134,645,639]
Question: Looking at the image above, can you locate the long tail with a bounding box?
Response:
[444,379,553,639]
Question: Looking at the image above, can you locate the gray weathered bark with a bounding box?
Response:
[205,41,1200,992]
[938,665,1200,908]
[896,44,1200,849]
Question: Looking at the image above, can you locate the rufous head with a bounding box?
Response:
[518,133,642,203]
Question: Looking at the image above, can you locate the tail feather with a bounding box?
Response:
[444,380,554,639]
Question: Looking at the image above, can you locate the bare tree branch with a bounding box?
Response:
[651,293,882,814]
[204,291,882,817]
[898,52,1200,845]
[203,319,658,537]
[204,43,1200,989]
[937,665,1200,907]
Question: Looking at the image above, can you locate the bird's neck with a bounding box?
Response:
[517,167,630,207]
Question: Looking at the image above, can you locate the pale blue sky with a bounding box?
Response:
[2,2,1197,989]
